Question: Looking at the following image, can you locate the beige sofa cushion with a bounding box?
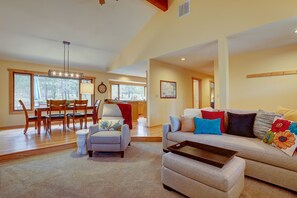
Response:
[166,132,297,172]
[91,131,121,144]
[162,153,245,192]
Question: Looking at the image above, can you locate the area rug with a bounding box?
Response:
[0,143,296,198]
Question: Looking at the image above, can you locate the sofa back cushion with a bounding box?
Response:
[276,106,297,122]
[184,107,213,117]
[226,112,256,138]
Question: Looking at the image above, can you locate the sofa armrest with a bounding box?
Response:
[121,124,131,150]
[162,123,171,151]
[87,124,100,151]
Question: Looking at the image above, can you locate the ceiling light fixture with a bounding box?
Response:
[48,41,83,79]
[181,57,186,61]
[294,29,297,34]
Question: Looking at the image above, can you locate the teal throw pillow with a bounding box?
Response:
[194,117,222,135]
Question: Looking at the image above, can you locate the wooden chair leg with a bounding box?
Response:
[63,120,66,131]
[80,119,83,129]
[73,118,75,131]
[85,117,87,129]
[35,121,37,129]
[24,121,29,134]
[42,119,46,130]
[67,117,70,128]
[49,120,52,133]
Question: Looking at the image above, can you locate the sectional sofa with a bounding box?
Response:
[162,109,297,192]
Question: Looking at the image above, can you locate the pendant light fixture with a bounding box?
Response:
[48,41,83,79]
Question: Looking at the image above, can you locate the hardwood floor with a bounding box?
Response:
[0,121,162,162]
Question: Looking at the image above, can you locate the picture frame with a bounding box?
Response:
[160,80,177,99]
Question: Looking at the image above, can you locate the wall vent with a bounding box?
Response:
[178,0,190,17]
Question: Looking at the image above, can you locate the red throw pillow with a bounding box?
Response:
[201,110,225,132]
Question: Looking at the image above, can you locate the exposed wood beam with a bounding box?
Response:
[147,0,168,12]
[99,0,105,5]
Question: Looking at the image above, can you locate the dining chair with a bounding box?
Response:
[87,99,101,124]
[67,100,88,131]
[46,100,67,133]
[19,100,47,134]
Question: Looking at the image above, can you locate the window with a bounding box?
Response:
[9,69,95,113]
[111,84,119,100]
[14,73,32,111]
[111,83,146,101]
[34,75,80,107]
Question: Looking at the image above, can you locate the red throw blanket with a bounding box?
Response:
[117,103,133,129]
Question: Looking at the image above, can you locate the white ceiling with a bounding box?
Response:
[110,61,148,77]
[153,16,297,76]
[155,41,218,75]
[0,0,156,71]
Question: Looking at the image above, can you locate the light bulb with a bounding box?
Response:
[59,72,62,76]
[52,71,56,75]
[70,73,74,77]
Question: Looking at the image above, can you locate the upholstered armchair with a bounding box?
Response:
[86,104,131,158]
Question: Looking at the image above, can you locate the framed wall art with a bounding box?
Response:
[160,80,176,99]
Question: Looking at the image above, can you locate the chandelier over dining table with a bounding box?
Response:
[48,41,83,79]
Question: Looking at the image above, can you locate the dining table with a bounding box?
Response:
[34,105,94,134]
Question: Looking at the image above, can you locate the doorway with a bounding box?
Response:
[192,78,202,108]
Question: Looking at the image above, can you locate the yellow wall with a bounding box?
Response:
[110,0,297,71]
[229,44,297,111]
[148,59,213,127]
[0,59,145,128]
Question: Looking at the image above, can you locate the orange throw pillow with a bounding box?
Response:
[180,116,195,132]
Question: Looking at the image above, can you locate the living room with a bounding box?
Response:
[1,0,297,197]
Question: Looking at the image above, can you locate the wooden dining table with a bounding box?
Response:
[34,106,94,134]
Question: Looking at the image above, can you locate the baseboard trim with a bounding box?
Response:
[131,136,162,142]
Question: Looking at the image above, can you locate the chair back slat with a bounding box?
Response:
[49,100,66,116]
[19,100,29,120]
[73,100,88,112]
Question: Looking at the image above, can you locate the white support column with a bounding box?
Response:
[216,37,230,109]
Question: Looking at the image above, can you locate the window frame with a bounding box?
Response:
[8,68,95,114]
[110,81,146,101]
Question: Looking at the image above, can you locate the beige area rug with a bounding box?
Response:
[0,142,296,198]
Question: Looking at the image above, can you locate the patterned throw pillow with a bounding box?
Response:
[99,120,123,131]
[253,109,282,139]
[263,118,297,156]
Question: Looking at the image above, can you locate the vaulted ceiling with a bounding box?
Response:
[0,0,156,71]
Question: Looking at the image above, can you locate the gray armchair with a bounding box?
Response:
[87,104,131,158]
